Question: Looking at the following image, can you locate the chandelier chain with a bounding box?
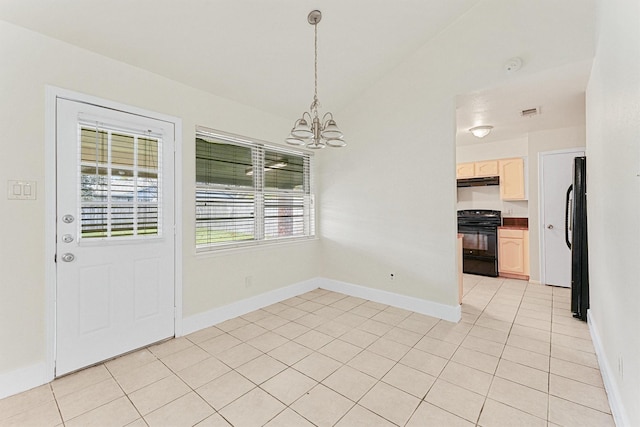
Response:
[313,20,319,113]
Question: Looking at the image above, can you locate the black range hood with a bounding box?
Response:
[457,176,500,187]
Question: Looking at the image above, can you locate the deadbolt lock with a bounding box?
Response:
[61,253,75,262]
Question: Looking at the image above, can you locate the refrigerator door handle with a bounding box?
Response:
[565,184,573,249]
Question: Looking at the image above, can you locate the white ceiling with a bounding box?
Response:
[0,0,595,144]
[456,60,591,146]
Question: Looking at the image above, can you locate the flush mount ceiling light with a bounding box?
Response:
[286,10,346,149]
[469,125,493,138]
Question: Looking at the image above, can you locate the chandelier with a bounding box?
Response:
[286,10,346,149]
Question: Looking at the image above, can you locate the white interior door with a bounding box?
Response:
[540,149,584,287]
[56,98,175,376]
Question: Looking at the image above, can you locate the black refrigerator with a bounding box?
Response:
[565,156,589,321]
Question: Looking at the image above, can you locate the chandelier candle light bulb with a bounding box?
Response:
[286,10,346,149]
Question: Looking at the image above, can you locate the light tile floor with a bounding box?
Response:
[0,275,615,426]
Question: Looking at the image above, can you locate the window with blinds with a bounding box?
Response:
[79,124,161,239]
[196,129,314,250]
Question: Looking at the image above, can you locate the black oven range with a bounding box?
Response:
[457,210,502,277]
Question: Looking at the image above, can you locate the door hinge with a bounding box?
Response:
[54,253,57,263]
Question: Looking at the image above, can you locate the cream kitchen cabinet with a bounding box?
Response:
[456,160,499,179]
[475,160,499,177]
[499,158,526,200]
[456,162,475,178]
[498,228,529,280]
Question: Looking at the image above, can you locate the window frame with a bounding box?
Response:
[195,127,315,252]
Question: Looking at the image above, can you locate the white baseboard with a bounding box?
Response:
[588,310,630,427]
[318,278,461,323]
[182,277,461,336]
[181,278,323,335]
[0,362,48,400]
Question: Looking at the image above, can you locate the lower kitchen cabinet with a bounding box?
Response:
[498,228,529,280]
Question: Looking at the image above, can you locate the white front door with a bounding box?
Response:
[56,99,175,376]
[540,149,584,287]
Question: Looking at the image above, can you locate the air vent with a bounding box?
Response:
[521,107,540,117]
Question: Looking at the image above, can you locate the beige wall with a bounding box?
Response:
[586,0,640,424]
[0,21,321,377]
[456,137,528,162]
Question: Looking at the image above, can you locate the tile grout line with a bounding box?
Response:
[49,382,66,427]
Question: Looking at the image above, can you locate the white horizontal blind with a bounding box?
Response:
[263,148,308,240]
[195,130,314,250]
[79,123,161,239]
[195,138,256,245]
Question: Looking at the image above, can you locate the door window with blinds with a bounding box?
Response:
[196,129,314,250]
[79,122,162,239]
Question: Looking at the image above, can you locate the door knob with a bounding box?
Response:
[61,253,75,262]
[547,224,554,229]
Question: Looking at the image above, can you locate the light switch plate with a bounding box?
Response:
[7,180,37,200]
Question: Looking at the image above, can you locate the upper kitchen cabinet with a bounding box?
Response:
[456,160,498,178]
[499,158,526,200]
[475,160,499,177]
[456,162,475,178]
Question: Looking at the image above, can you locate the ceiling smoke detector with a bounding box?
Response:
[521,107,541,117]
[504,57,523,73]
